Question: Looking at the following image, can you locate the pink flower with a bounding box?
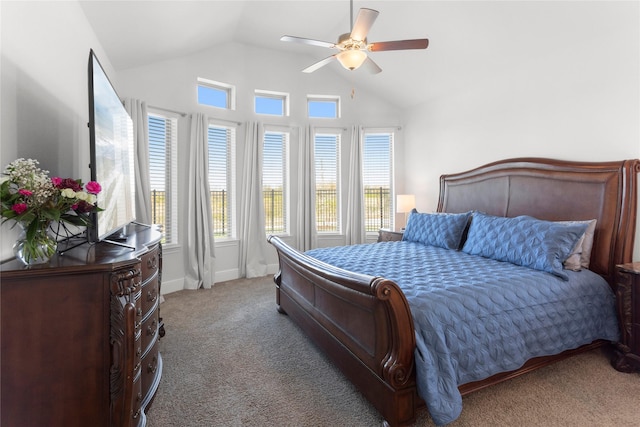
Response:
[11,203,28,215]
[85,181,101,195]
[18,189,33,197]
[51,177,62,187]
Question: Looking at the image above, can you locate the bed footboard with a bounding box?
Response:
[268,236,419,427]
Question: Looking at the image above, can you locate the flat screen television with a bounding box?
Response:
[87,49,136,243]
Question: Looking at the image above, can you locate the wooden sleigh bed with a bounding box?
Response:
[267,158,639,426]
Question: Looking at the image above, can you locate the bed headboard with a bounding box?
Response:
[437,157,639,285]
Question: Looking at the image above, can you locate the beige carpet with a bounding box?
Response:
[146,275,640,427]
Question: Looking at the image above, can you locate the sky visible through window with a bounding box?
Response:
[255,96,284,116]
[198,85,227,108]
[308,100,337,118]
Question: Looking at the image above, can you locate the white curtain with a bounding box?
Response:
[345,125,365,245]
[184,113,215,289]
[124,99,152,225]
[296,126,317,251]
[238,121,269,278]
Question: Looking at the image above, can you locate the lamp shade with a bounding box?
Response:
[336,49,367,71]
[396,194,416,213]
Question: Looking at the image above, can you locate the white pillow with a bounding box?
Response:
[562,219,597,271]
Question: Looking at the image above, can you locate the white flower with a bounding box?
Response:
[61,188,76,198]
[75,191,89,201]
[87,194,97,204]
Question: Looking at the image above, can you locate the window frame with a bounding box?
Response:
[147,109,179,246]
[362,128,395,234]
[314,129,341,234]
[307,95,341,119]
[255,89,290,116]
[207,120,237,241]
[197,77,236,110]
[262,126,290,236]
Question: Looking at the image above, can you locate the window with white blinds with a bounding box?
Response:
[263,131,289,235]
[208,124,236,239]
[362,130,394,232]
[148,113,178,244]
[314,132,340,233]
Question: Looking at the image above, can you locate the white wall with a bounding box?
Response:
[0,1,112,259]
[401,1,640,256]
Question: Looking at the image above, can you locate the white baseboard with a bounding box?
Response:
[160,266,275,295]
[161,277,185,295]
[215,268,240,283]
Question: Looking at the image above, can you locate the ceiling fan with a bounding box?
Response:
[280,0,429,74]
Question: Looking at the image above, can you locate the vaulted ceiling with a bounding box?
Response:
[79,1,617,110]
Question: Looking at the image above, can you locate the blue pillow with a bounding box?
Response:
[461,213,588,280]
[402,211,471,250]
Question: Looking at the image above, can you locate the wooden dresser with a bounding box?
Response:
[0,224,163,427]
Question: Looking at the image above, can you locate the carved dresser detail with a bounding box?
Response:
[612,262,640,373]
[0,224,163,427]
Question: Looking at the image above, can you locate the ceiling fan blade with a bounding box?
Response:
[361,56,382,74]
[350,8,379,41]
[302,55,337,73]
[280,35,336,49]
[369,39,429,52]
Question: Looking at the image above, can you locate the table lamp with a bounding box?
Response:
[396,194,416,230]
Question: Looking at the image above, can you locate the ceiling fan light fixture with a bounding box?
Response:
[337,49,367,71]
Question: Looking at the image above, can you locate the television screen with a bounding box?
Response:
[88,49,136,242]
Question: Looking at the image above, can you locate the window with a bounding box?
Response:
[263,130,289,234]
[148,112,178,244]
[362,130,394,232]
[197,77,235,110]
[308,96,340,119]
[208,123,236,239]
[314,132,341,233]
[255,90,289,116]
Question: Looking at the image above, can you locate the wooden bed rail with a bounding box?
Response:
[267,235,420,426]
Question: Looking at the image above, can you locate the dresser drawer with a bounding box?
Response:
[141,275,159,318]
[141,244,160,281]
[141,339,160,397]
[141,311,159,356]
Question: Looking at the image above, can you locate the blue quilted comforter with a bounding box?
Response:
[305,241,619,425]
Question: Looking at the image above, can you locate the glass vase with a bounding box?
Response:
[13,222,57,266]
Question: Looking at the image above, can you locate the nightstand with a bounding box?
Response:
[612,262,640,373]
[377,229,404,243]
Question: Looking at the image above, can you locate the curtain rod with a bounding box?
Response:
[211,117,242,127]
[148,105,187,117]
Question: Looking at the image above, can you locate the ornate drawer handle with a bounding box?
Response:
[147,291,157,303]
[133,409,141,420]
[147,355,158,374]
[134,362,141,373]
[146,320,157,336]
[147,256,157,269]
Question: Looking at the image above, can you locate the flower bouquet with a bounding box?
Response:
[0,158,102,265]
